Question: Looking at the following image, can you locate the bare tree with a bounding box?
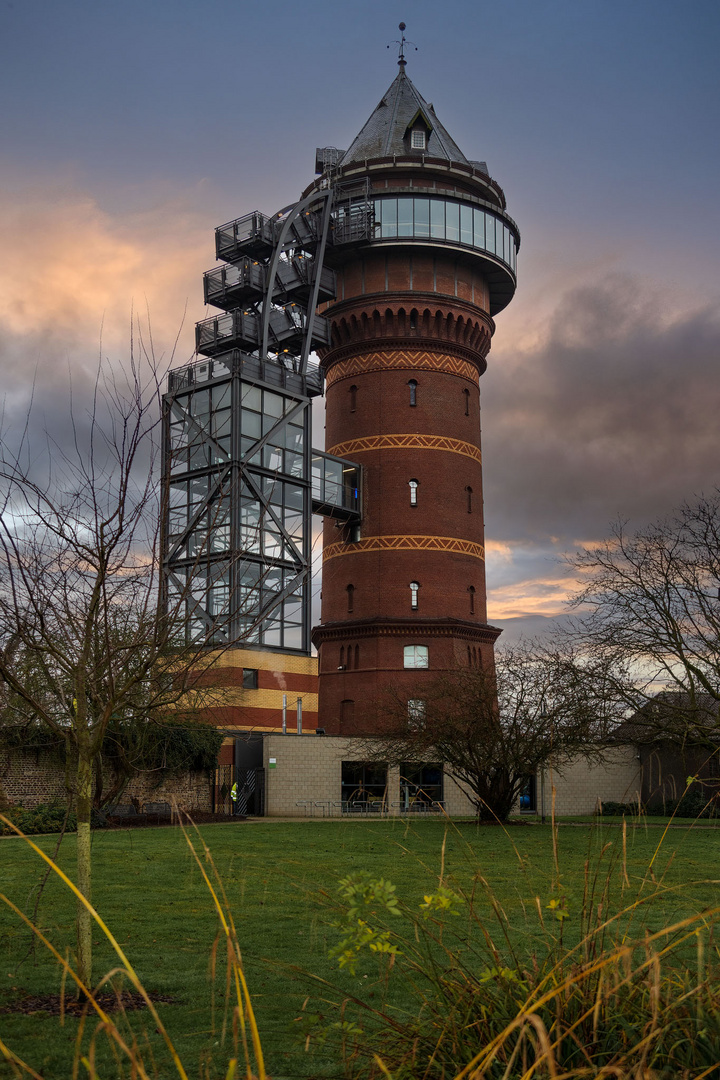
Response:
[0,345,227,988]
[568,493,720,733]
[372,644,619,822]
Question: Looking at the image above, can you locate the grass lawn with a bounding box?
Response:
[1,817,720,1078]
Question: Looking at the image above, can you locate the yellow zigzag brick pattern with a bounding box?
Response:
[328,433,482,463]
[325,350,478,386]
[323,534,485,563]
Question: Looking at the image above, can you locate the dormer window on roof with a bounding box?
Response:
[411,129,426,150]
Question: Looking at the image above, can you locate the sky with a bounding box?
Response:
[0,0,718,638]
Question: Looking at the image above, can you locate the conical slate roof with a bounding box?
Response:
[340,68,469,166]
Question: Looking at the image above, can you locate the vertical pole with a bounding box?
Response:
[282,693,287,735]
[297,697,302,735]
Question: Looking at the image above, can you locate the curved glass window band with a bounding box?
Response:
[374,197,517,275]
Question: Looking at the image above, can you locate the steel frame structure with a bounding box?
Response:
[162,193,368,654]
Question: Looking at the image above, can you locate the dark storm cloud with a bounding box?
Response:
[482,275,720,546]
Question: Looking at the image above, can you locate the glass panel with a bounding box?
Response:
[264,391,284,418]
[473,208,485,248]
[241,409,261,439]
[285,484,304,511]
[241,385,262,412]
[381,200,397,238]
[212,383,231,409]
[445,201,459,242]
[430,199,445,239]
[485,214,495,255]
[460,205,473,245]
[263,446,283,472]
[283,625,302,650]
[192,389,210,416]
[414,198,430,237]
[286,422,304,453]
[286,451,304,477]
[397,198,413,237]
[504,226,510,264]
[213,411,231,438]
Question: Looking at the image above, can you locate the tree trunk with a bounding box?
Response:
[475,770,515,823]
[75,747,93,989]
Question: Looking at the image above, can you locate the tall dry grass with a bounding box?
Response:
[308,810,720,1079]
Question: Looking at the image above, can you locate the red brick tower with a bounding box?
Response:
[311,62,519,733]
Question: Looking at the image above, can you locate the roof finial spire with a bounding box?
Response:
[387,22,417,68]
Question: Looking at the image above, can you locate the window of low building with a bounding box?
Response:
[519,775,537,813]
[341,761,388,808]
[400,763,443,810]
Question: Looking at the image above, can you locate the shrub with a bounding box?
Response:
[0,801,76,836]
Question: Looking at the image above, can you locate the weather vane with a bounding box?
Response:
[387,22,417,67]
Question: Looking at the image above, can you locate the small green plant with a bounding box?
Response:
[329,872,402,974]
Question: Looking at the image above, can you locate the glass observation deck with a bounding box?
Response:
[370,196,518,275]
[311,451,361,522]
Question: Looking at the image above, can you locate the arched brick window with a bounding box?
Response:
[349,384,357,412]
[346,583,354,613]
[408,379,418,407]
[466,486,473,513]
[468,585,476,614]
[463,388,470,416]
[410,581,420,610]
[409,478,419,506]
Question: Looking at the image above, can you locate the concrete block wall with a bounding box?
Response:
[544,749,642,817]
[260,737,641,819]
[262,733,476,817]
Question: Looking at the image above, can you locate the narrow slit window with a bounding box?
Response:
[409,478,418,506]
[339,646,345,669]
[410,581,420,610]
[466,486,473,513]
[468,585,476,614]
[349,384,357,412]
[346,583,354,613]
[354,644,360,669]
[463,388,470,416]
[408,379,417,407]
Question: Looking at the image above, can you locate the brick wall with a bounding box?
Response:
[1,747,213,812]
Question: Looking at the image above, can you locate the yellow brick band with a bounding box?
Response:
[323,535,485,562]
[212,647,317,676]
[195,687,318,711]
[328,433,481,463]
[325,350,478,387]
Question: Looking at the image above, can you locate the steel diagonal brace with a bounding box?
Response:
[238,398,308,465]
[168,397,230,465]
[167,571,229,642]
[261,188,332,363]
[241,471,305,568]
[166,465,232,563]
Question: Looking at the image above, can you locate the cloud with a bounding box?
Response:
[480,275,720,614]
[484,274,720,542]
[0,183,211,426]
